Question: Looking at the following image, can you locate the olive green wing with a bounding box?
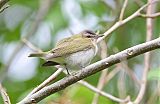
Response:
[46,38,93,60]
[55,34,80,47]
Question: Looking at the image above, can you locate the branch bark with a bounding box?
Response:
[0,0,9,13]
[18,37,160,104]
[0,83,11,104]
[0,0,9,9]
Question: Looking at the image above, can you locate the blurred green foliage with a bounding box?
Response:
[148,68,160,80]
[0,0,160,104]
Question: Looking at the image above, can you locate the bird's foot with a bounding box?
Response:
[70,71,79,76]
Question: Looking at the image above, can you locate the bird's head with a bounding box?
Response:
[81,30,103,41]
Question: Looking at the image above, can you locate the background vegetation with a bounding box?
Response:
[0,0,160,104]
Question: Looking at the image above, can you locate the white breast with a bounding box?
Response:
[65,48,96,70]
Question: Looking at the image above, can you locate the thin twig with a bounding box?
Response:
[97,0,159,43]
[21,38,42,52]
[22,68,64,102]
[134,0,155,103]
[119,0,128,21]
[78,80,130,103]
[18,37,160,104]
[139,12,160,18]
[121,62,141,86]
[118,68,126,99]
[92,40,108,104]
[104,67,120,85]
[0,83,11,104]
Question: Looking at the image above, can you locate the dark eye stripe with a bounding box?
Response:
[83,30,96,35]
[86,35,91,38]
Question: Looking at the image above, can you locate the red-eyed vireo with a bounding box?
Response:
[29,30,103,74]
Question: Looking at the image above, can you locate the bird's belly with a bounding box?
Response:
[65,49,95,70]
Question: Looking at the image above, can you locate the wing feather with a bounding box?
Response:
[46,37,94,60]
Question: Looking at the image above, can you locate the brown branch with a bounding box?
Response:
[0,83,11,104]
[0,4,9,13]
[0,0,9,9]
[18,37,160,104]
[134,0,155,103]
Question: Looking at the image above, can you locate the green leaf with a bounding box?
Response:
[1,24,21,42]
[46,1,68,34]
[148,68,160,80]
[68,85,113,104]
[80,1,111,17]
[10,0,38,9]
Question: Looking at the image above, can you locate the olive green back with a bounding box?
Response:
[47,34,94,59]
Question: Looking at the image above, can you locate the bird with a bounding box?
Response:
[28,30,103,74]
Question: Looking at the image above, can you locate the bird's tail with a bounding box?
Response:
[28,52,47,57]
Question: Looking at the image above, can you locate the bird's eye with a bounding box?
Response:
[86,35,91,38]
